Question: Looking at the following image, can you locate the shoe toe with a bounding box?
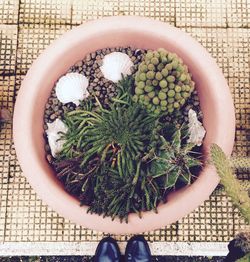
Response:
[94,237,121,262]
[125,236,151,262]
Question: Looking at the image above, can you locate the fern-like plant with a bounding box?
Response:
[61,102,157,173]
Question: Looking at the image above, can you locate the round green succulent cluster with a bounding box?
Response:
[133,48,195,114]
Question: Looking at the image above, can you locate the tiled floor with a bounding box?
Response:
[0,0,249,255]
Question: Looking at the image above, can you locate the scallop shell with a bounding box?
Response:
[100,52,134,82]
[55,72,89,106]
[46,118,68,158]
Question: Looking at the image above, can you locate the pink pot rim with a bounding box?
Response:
[13,16,235,234]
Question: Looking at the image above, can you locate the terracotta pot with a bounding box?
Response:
[13,16,235,234]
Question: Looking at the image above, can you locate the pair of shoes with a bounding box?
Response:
[94,235,151,262]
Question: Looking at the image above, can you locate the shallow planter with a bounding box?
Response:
[13,16,235,234]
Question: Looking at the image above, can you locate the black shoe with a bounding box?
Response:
[125,235,152,262]
[94,237,121,262]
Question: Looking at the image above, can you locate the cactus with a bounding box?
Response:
[134,48,195,115]
[239,181,250,197]
[149,129,201,192]
[210,144,250,224]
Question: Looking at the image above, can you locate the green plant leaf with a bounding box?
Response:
[165,169,180,189]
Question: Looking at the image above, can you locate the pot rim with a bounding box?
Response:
[13,16,235,234]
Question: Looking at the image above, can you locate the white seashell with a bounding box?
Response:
[46,118,68,158]
[100,52,134,83]
[187,109,206,146]
[55,72,89,106]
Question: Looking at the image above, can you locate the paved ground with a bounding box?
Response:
[0,256,225,262]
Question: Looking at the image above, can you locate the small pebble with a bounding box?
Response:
[50,114,56,120]
[46,154,53,163]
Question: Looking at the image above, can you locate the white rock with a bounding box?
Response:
[55,72,89,106]
[100,52,134,83]
[187,109,206,146]
[46,118,68,157]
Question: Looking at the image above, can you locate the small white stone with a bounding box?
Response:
[55,72,89,106]
[187,109,206,146]
[46,118,68,157]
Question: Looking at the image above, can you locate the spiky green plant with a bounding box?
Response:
[86,127,202,221]
[58,95,162,221]
[61,102,157,170]
[210,144,250,224]
[149,129,201,193]
[86,161,161,222]
[112,74,134,105]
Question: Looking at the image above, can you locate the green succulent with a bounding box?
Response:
[148,129,201,193]
[210,144,250,224]
[61,102,157,170]
[134,48,195,115]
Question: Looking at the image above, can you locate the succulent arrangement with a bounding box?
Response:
[44,47,206,222]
